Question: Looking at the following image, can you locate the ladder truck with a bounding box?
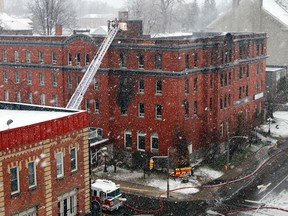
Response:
[66,24,119,109]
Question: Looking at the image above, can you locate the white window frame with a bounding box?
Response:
[93,77,98,90]
[27,71,32,85]
[4,90,9,101]
[85,53,89,66]
[52,95,58,107]
[68,75,72,89]
[14,50,19,63]
[151,133,159,151]
[76,53,81,66]
[28,92,33,104]
[52,73,57,87]
[15,71,20,84]
[16,91,21,103]
[3,50,7,62]
[137,131,145,151]
[10,166,20,195]
[56,152,64,178]
[52,51,57,64]
[39,72,45,86]
[40,94,46,105]
[138,79,144,93]
[26,50,31,63]
[3,70,8,83]
[68,53,72,65]
[156,104,162,120]
[138,103,144,118]
[57,189,77,216]
[156,80,162,95]
[39,51,44,64]
[28,161,37,188]
[124,129,132,149]
[85,99,90,111]
[94,99,99,113]
[71,148,78,172]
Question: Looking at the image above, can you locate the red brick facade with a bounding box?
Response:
[0,102,90,215]
[0,29,267,157]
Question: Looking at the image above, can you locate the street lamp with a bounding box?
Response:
[267,117,273,135]
[103,151,108,173]
[226,136,248,169]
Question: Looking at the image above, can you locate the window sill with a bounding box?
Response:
[56,176,65,181]
[11,192,21,198]
[71,170,78,175]
[29,186,37,192]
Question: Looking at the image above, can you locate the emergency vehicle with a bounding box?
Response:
[91,179,126,212]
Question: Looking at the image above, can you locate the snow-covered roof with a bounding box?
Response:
[91,179,120,193]
[263,0,288,27]
[0,109,71,131]
[0,13,32,30]
[266,66,286,72]
[81,13,115,19]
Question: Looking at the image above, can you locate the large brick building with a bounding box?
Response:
[0,102,90,215]
[0,15,267,160]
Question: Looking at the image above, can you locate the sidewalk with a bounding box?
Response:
[92,139,288,202]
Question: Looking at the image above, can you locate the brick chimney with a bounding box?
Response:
[55,24,62,36]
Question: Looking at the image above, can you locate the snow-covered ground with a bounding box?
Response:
[94,166,223,195]
[261,111,288,139]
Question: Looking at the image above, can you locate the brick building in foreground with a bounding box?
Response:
[0,102,90,216]
[0,14,267,160]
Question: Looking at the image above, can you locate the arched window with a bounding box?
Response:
[151,133,159,151]
[124,129,132,148]
[137,131,145,151]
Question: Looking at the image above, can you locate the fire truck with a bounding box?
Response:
[91,179,126,212]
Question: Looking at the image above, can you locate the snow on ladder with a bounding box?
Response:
[66,26,119,109]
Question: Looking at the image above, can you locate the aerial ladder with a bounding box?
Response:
[66,25,119,109]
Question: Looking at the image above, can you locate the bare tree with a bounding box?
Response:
[27,0,76,35]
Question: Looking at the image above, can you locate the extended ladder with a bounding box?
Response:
[66,26,119,109]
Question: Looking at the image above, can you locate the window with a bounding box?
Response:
[3,70,8,82]
[4,90,9,101]
[120,51,127,67]
[151,133,159,150]
[185,79,189,94]
[39,72,45,85]
[139,79,144,93]
[194,101,198,116]
[3,50,7,62]
[228,94,231,106]
[228,72,231,85]
[239,67,242,79]
[194,78,198,91]
[224,95,227,108]
[156,104,162,119]
[71,148,77,172]
[94,99,99,113]
[183,100,189,118]
[124,129,132,148]
[13,207,37,216]
[15,71,20,84]
[220,97,223,110]
[137,131,145,151]
[156,80,162,95]
[224,73,227,86]
[52,95,58,107]
[138,53,144,69]
[93,77,98,90]
[40,94,46,105]
[58,190,77,216]
[246,85,249,96]
[139,103,144,117]
[155,53,162,69]
[193,50,198,67]
[185,54,189,69]
[14,51,19,63]
[210,74,213,89]
[56,152,64,178]
[246,65,249,77]
[27,71,32,85]
[28,161,37,188]
[68,53,72,65]
[39,51,44,63]
[209,97,212,112]
[52,73,57,87]
[239,87,242,99]
[68,75,72,89]
[28,92,33,104]
[16,91,21,103]
[85,99,90,111]
[10,167,19,194]
[26,50,31,63]
[85,53,89,65]
[52,51,57,64]
[76,76,81,86]
[76,53,81,66]
[220,122,224,137]
[220,73,224,87]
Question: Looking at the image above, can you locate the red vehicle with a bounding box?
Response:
[91,179,126,212]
